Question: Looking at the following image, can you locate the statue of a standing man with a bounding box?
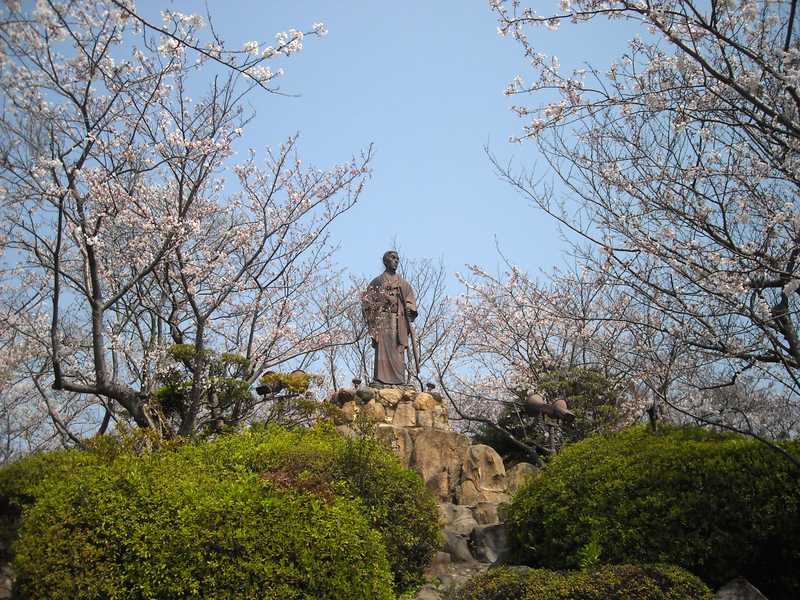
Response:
[362,250,418,386]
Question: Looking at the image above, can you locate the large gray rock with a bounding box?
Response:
[715,578,768,600]
[375,424,414,467]
[413,584,442,600]
[458,444,510,505]
[505,462,538,495]
[471,501,500,525]
[469,523,509,564]
[424,551,451,579]
[456,479,481,507]
[443,530,474,563]
[0,563,12,600]
[439,503,478,536]
[409,429,471,501]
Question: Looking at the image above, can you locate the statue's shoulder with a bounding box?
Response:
[367,274,386,288]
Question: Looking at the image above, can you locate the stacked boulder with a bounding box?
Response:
[329,385,537,566]
[331,386,450,431]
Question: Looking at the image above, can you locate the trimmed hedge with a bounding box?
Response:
[506,426,800,599]
[191,424,442,591]
[2,424,441,598]
[13,461,392,599]
[451,564,713,600]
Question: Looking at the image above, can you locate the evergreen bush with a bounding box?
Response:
[0,447,99,561]
[196,424,441,591]
[12,450,392,599]
[1,424,440,596]
[506,425,800,599]
[473,367,624,462]
[451,564,713,600]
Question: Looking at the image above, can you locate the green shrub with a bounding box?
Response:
[0,447,102,560]
[333,430,442,591]
[2,424,440,596]
[0,427,192,559]
[193,424,441,591]
[451,564,713,600]
[12,450,392,599]
[506,425,800,599]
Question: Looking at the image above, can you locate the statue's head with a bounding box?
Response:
[382,250,399,272]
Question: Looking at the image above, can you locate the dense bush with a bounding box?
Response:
[0,428,188,560]
[2,424,441,597]
[13,460,392,599]
[506,426,800,599]
[451,564,713,600]
[196,424,442,591]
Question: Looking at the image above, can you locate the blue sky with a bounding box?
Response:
[155,1,636,285]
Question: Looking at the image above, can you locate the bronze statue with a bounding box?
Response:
[362,250,418,386]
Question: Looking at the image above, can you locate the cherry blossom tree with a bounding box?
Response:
[434,261,651,460]
[0,0,371,445]
[488,0,800,457]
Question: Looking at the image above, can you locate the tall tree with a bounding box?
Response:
[0,0,370,448]
[488,0,800,451]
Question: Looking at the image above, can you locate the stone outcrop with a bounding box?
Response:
[470,523,510,564]
[330,384,539,576]
[458,444,510,505]
[439,503,478,536]
[330,386,452,432]
[374,424,414,467]
[715,578,768,600]
[505,461,538,495]
[410,429,471,501]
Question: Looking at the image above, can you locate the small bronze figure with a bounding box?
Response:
[362,250,418,386]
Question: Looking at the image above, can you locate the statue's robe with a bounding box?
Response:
[362,272,417,386]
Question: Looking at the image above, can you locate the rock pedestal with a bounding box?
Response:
[329,385,539,578]
[715,578,768,600]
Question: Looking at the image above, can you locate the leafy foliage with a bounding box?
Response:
[473,368,624,462]
[154,345,252,430]
[451,564,713,600]
[506,426,800,599]
[334,429,442,590]
[198,423,442,591]
[536,368,624,437]
[13,457,391,599]
[259,370,322,394]
[2,424,440,596]
[0,448,98,561]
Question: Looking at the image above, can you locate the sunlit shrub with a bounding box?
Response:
[506,425,800,599]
